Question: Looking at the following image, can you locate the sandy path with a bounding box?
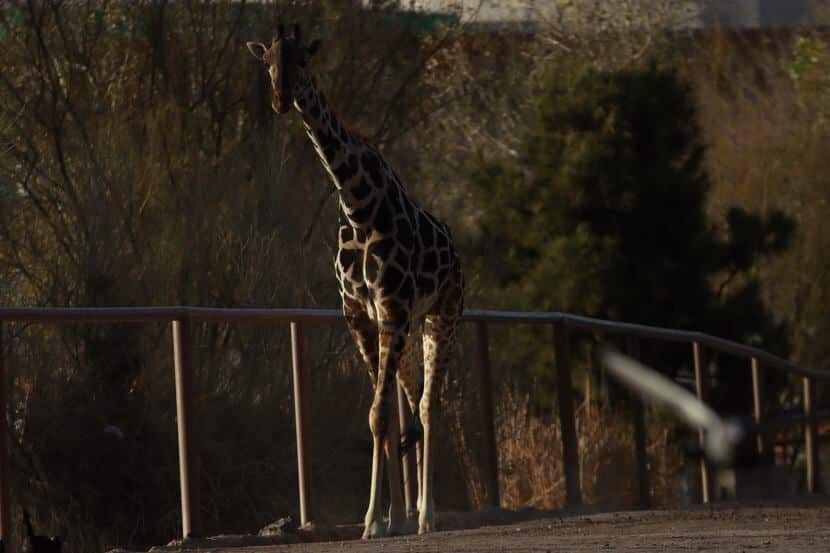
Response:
[156,504,830,553]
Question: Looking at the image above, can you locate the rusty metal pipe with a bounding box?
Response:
[476,321,500,508]
[172,319,201,539]
[751,358,764,456]
[626,337,650,509]
[693,342,710,504]
[554,321,581,507]
[803,376,819,493]
[291,321,312,527]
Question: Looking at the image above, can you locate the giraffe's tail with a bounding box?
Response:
[399,416,423,456]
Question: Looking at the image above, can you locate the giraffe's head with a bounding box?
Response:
[247,24,320,114]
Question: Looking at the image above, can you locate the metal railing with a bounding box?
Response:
[0,306,827,549]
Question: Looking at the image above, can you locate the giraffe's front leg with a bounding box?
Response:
[363,323,408,539]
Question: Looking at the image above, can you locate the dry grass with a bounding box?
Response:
[496,389,684,511]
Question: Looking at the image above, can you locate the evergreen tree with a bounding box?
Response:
[468,63,794,410]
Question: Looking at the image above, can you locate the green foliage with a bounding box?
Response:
[468,62,794,405]
[787,35,830,105]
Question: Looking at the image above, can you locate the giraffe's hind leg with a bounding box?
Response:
[398,336,423,454]
[418,261,463,534]
[419,317,462,531]
[397,335,423,521]
[383,386,406,536]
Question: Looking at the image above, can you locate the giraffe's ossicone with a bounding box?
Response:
[247,24,464,538]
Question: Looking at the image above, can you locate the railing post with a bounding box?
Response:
[590,332,608,405]
[290,321,312,527]
[750,357,764,456]
[397,381,415,515]
[803,376,820,493]
[553,320,581,508]
[172,318,201,539]
[0,324,11,553]
[475,321,500,508]
[692,341,711,504]
[626,336,650,509]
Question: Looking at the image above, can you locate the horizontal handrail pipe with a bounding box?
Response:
[1,307,828,380]
[465,310,830,381]
[0,306,344,323]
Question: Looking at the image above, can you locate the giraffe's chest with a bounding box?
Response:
[334,216,453,323]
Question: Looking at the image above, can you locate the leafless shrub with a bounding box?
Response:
[496,389,683,510]
[0,1,471,550]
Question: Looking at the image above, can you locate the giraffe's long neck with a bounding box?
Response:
[292,71,379,227]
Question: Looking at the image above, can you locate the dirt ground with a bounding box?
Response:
[149,503,830,553]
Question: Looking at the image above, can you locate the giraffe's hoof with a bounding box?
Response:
[418,521,435,535]
[362,520,386,539]
[400,420,423,455]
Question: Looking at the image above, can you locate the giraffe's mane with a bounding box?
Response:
[308,74,369,143]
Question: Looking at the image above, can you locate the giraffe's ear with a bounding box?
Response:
[246,41,267,61]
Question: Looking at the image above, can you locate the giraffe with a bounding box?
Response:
[247,25,464,538]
